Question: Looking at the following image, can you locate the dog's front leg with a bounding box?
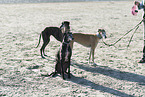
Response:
[92,49,95,63]
[60,59,65,80]
[89,48,92,63]
[67,60,71,79]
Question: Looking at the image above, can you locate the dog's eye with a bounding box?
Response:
[103,32,106,35]
[68,32,72,34]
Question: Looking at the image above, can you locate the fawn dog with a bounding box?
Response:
[36,21,70,58]
[49,31,74,80]
[70,29,107,63]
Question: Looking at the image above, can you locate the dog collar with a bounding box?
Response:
[63,42,70,44]
[96,33,102,39]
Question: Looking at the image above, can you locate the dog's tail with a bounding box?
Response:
[36,34,41,48]
[41,72,56,77]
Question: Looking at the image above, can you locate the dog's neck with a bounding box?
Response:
[61,40,70,48]
[96,33,102,39]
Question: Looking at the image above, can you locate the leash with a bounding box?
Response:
[102,19,143,47]
[127,26,140,47]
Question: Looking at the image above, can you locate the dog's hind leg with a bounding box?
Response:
[40,41,49,58]
[40,35,50,58]
[51,72,57,77]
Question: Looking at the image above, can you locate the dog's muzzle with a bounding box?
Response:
[102,32,107,39]
[104,35,107,39]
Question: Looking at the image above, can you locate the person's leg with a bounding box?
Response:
[139,13,145,63]
[139,46,145,63]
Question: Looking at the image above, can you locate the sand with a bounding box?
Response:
[0,1,145,97]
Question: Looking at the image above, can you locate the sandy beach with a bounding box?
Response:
[0,1,145,96]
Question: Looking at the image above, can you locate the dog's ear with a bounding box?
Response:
[98,29,101,32]
[60,22,64,28]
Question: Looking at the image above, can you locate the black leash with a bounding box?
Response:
[127,26,140,47]
[102,19,143,47]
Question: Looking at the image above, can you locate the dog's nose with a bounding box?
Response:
[135,10,138,12]
[105,36,107,38]
[72,37,74,40]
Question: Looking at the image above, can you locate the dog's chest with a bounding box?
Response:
[65,49,70,61]
[59,44,70,61]
[64,45,70,61]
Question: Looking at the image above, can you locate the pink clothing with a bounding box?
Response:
[131,5,138,16]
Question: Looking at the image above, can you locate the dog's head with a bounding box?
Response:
[97,29,107,39]
[60,21,70,33]
[63,31,74,43]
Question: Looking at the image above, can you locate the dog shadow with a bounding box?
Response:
[71,61,145,86]
[68,74,134,97]
[40,72,134,96]
[39,59,144,96]
[65,61,145,96]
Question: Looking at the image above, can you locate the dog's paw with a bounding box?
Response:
[44,54,48,57]
[41,56,46,59]
[63,77,66,80]
[41,73,50,77]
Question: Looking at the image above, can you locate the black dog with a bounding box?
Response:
[49,31,73,80]
[36,21,70,58]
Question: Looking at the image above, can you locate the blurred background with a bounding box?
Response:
[0,0,134,4]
